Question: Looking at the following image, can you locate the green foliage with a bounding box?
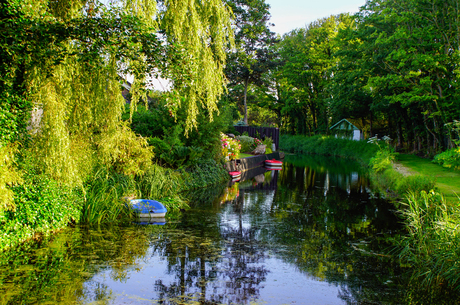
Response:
[96,122,154,177]
[369,146,397,173]
[0,0,237,248]
[0,144,23,214]
[225,0,277,124]
[262,136,273,148]
[80,169,135,224]
[280,134,379,165]
[433,148,460,171]
[179,159,229,191]
[397,191,460,290]
[0,173,82,251]
[236,135,259,153]
[395,175,435,196]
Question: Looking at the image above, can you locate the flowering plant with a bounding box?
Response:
[220,133,241,161]
[236,135,262,152]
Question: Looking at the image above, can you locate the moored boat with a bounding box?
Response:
[265,159,283,170]
[129,199,167,218]
[229,171,241,182]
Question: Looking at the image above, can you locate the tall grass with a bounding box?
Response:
[79,160,228,224]
[280,134,378,164]
[397,191,460,291]
[80,169,135,224]
[135,164,188,211]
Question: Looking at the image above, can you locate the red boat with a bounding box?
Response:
[229,171,241,182]
[265,159,282,170]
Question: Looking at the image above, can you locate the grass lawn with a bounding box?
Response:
[239,153,253,158]
[397,154,460,198]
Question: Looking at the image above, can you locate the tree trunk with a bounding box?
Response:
[243,78,249,125]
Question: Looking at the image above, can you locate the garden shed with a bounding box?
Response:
[330,119,362,141]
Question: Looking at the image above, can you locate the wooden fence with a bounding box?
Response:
[234,126,280,149]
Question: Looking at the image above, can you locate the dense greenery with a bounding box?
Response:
[224,0,278,125]
[234,0,460,158]
[0,0,235,252]
[280,134,379,165]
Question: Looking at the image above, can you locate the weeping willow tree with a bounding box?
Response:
[0,0,234,192]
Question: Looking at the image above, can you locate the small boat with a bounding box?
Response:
[265,159,283,170]
[229,171,241,182]
[129,199,167,218]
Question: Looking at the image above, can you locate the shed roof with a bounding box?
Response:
[330,119,360,131]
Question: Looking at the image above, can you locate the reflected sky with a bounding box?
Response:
[1,155,412,305]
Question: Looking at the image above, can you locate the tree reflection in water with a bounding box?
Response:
[152,195,270,304]
[5,154,460,304]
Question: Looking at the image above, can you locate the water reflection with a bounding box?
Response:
[3,155,460,304]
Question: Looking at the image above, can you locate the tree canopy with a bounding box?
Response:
[0,0,234,188]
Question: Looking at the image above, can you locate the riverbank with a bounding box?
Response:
[280,134,460,294]
[0,159,229,253]
[395,154,460,198]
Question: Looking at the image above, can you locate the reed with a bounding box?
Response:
[80,169,135,224]
[280,134,378,165]
[135,164,189,210]
[77,159,227,224]
[397,191,460,290]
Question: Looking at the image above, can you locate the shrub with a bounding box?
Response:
[0,173,82,251]
[433,148,460,170]
[236,135,262,153]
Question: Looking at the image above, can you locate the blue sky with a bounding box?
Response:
[265,0,367,35]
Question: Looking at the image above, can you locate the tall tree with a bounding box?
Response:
[0,0,234,187]
[351,0,460,152]
[275,15,348,135]
[225,0,277,125]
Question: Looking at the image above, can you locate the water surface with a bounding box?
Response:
[0,155,428,304]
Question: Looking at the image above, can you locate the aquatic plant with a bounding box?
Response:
[397,191,460,291]
[280,134,379,165]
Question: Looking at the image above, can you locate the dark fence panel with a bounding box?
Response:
[234,126,280,149]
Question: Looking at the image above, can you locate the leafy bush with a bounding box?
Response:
[149,134,204,169]
[369,149,396,173]
[433,148,460,170]
[236,135,262,153]
[179,158,228,191]
[0,173,82,251]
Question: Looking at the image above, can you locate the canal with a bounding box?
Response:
[0,154,452,304]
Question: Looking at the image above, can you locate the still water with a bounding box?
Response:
[1,155,411,304]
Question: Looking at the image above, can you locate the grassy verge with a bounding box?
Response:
[397,154,460,198]
[280,134,378,165]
